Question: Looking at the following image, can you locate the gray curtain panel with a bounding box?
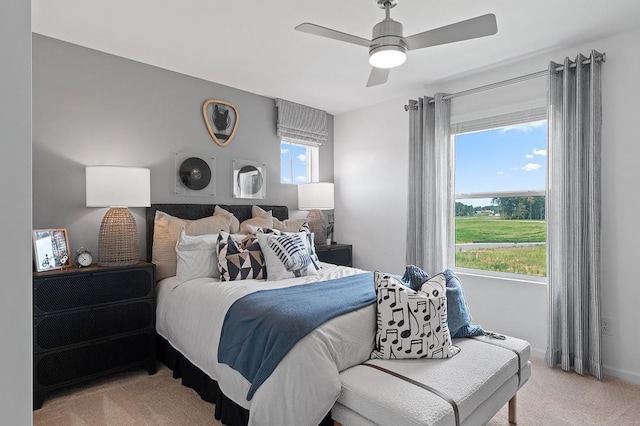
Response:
[545,50,604,379]
[406,94,453,274]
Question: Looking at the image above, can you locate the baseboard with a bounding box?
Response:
[603,364,640,386]
[529,349,640,386]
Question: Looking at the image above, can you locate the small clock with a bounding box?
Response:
[75,247,93,267]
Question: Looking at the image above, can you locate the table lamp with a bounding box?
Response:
[298,182,334,247]
[86,166,151,266]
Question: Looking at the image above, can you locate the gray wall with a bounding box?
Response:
[32,35,334,259]
[1,0,33,423]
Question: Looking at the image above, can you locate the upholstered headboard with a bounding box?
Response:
[145,204,289,262]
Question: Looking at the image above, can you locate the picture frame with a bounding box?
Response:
[32,228,71,272]
[232,159,266,199]
[172,151,217,197]
[202,99,239,147]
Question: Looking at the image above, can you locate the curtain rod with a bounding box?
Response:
[404,52,606,110]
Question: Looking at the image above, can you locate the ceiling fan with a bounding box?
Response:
[295,0,497,87]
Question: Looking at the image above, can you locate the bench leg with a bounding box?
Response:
[508,394,517,425]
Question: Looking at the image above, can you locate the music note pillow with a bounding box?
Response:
[371,272,460,360]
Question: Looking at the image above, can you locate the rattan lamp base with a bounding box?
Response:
[98,207,140,266]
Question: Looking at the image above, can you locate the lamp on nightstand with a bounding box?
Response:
[86,166,151,266]
[298,182,334,247]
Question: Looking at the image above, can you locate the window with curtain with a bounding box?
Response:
[275,98,327,184]
[452,107,548,278]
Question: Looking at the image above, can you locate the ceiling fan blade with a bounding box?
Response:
[366,67,390,87]
[404,13,497,51]
[295,23,374,48]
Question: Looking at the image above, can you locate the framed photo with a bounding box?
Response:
[32,228,71,272]
[202,99,239,147]
[232,159,266,199]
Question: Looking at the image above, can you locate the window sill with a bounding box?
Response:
[454,267,548,286]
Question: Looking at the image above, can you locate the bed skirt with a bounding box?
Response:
[156,334,332,426]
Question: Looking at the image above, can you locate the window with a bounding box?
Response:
[453,108,547,277]
[280,141,319,184]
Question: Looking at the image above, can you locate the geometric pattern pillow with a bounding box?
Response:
[256,232,318,281]
[371,272,460,360]
[216,231,266,281]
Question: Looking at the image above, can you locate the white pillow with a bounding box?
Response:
[174,230,220,288]
[257,232,318,281]
[371,272,460,360]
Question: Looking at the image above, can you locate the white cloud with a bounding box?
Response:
[281,176,291,184]
[522,163,542,172]
[525,154,534,159]
[497,171,504,175]
[281,148,289,155]
[533,148,547,156]
[294,175,308,184]
[296,154,307,162]
[500,120,546,133]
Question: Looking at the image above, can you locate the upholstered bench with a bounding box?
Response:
[332,335,531,426]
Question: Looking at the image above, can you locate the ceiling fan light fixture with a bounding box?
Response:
[369,45,407,68]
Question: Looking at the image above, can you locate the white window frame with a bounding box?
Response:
[280,141,319,184]
[452,107,548,282]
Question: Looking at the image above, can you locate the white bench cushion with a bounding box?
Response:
[335,336,530,426]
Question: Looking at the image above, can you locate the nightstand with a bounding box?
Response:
[33,262,156,409]
[316,243,353,267]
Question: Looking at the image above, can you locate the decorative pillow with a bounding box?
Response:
[214,205,240,234]
[217,231,266,281]
[184,215,231,236]
[402,265,485,338]
[300,232,320,268]
[443,269,485,338]
[246,225,282,235]
[240,209,273,234]
[371,272,460,360]
[175,230,220,287]
[152,211,188,281]
[252,205,309,233]
[401,264,431,291]
[257,232,318,281]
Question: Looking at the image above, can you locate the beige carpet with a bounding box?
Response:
[34,358,640,425]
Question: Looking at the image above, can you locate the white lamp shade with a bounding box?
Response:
[86,166,151,207]
[298,182,334,210]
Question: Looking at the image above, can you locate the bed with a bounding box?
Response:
[146,203,530,426]
[146,204,376,426]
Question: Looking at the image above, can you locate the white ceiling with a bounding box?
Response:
[32,0,640,115]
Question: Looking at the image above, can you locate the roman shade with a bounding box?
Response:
[275,98,328,146]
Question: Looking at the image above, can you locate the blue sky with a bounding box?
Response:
[455,120,547,206]
[281,143,309,184]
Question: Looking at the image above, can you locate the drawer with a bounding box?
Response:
[34,268,154,314]
[34,331,154,389]
[34,299,154,353]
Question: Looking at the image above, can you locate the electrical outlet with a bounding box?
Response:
[602,317,613,335]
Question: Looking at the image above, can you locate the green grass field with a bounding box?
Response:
[455,216,547,276]
[455,216,546,244]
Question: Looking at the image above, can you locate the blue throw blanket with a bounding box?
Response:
[218,272,375,400]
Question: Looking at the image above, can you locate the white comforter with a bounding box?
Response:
[156,263,377,426]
